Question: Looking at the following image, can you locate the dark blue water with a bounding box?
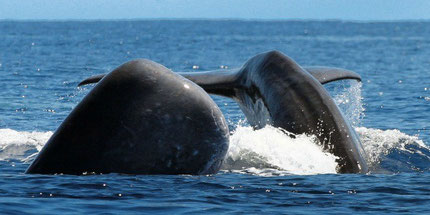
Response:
[1,20,430,214]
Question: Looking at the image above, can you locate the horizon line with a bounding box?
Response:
[1,17,430,23]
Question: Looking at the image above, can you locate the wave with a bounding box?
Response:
[1,126,428,175]
[0,129,52,163]
[357,127,430,173]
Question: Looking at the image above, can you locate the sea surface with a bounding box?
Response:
[0,20,430,214]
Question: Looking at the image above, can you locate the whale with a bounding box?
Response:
[183,51,368,173]
[182,51,368,173]
[78,51,368,173]
[26,59,230,175]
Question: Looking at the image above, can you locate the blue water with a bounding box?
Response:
[1,20,430,214]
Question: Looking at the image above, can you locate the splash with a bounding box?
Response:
[356,127,430,172]
[0,129,52,162]
[221,80,430,175]
[0,126,428,174]
[222,125,339,175]
[329,80,430,172]
[331,81,365,126]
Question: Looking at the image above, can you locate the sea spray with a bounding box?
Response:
[223,125,339,175]
[356,127,430,170]
[0,129,52,162]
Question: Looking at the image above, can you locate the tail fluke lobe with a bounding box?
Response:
[304,66,361,84]
[78,74,106,86]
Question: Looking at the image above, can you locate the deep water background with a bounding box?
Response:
[1,20,430,214]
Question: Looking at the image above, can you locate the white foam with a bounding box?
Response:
[222,125,339,175]
[356,127,429,166]
[0,129,52,162]
[0,126,427,175]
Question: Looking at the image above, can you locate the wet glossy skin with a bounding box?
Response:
[26,59,229,175]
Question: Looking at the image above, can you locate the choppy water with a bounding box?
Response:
[1,20,430,214]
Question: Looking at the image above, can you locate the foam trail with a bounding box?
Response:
[222,125,338,175]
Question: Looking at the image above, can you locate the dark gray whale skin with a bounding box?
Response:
[77,51,368,174]
[26,59,229,175]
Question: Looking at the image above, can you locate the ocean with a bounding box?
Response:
[0,20,429,214]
